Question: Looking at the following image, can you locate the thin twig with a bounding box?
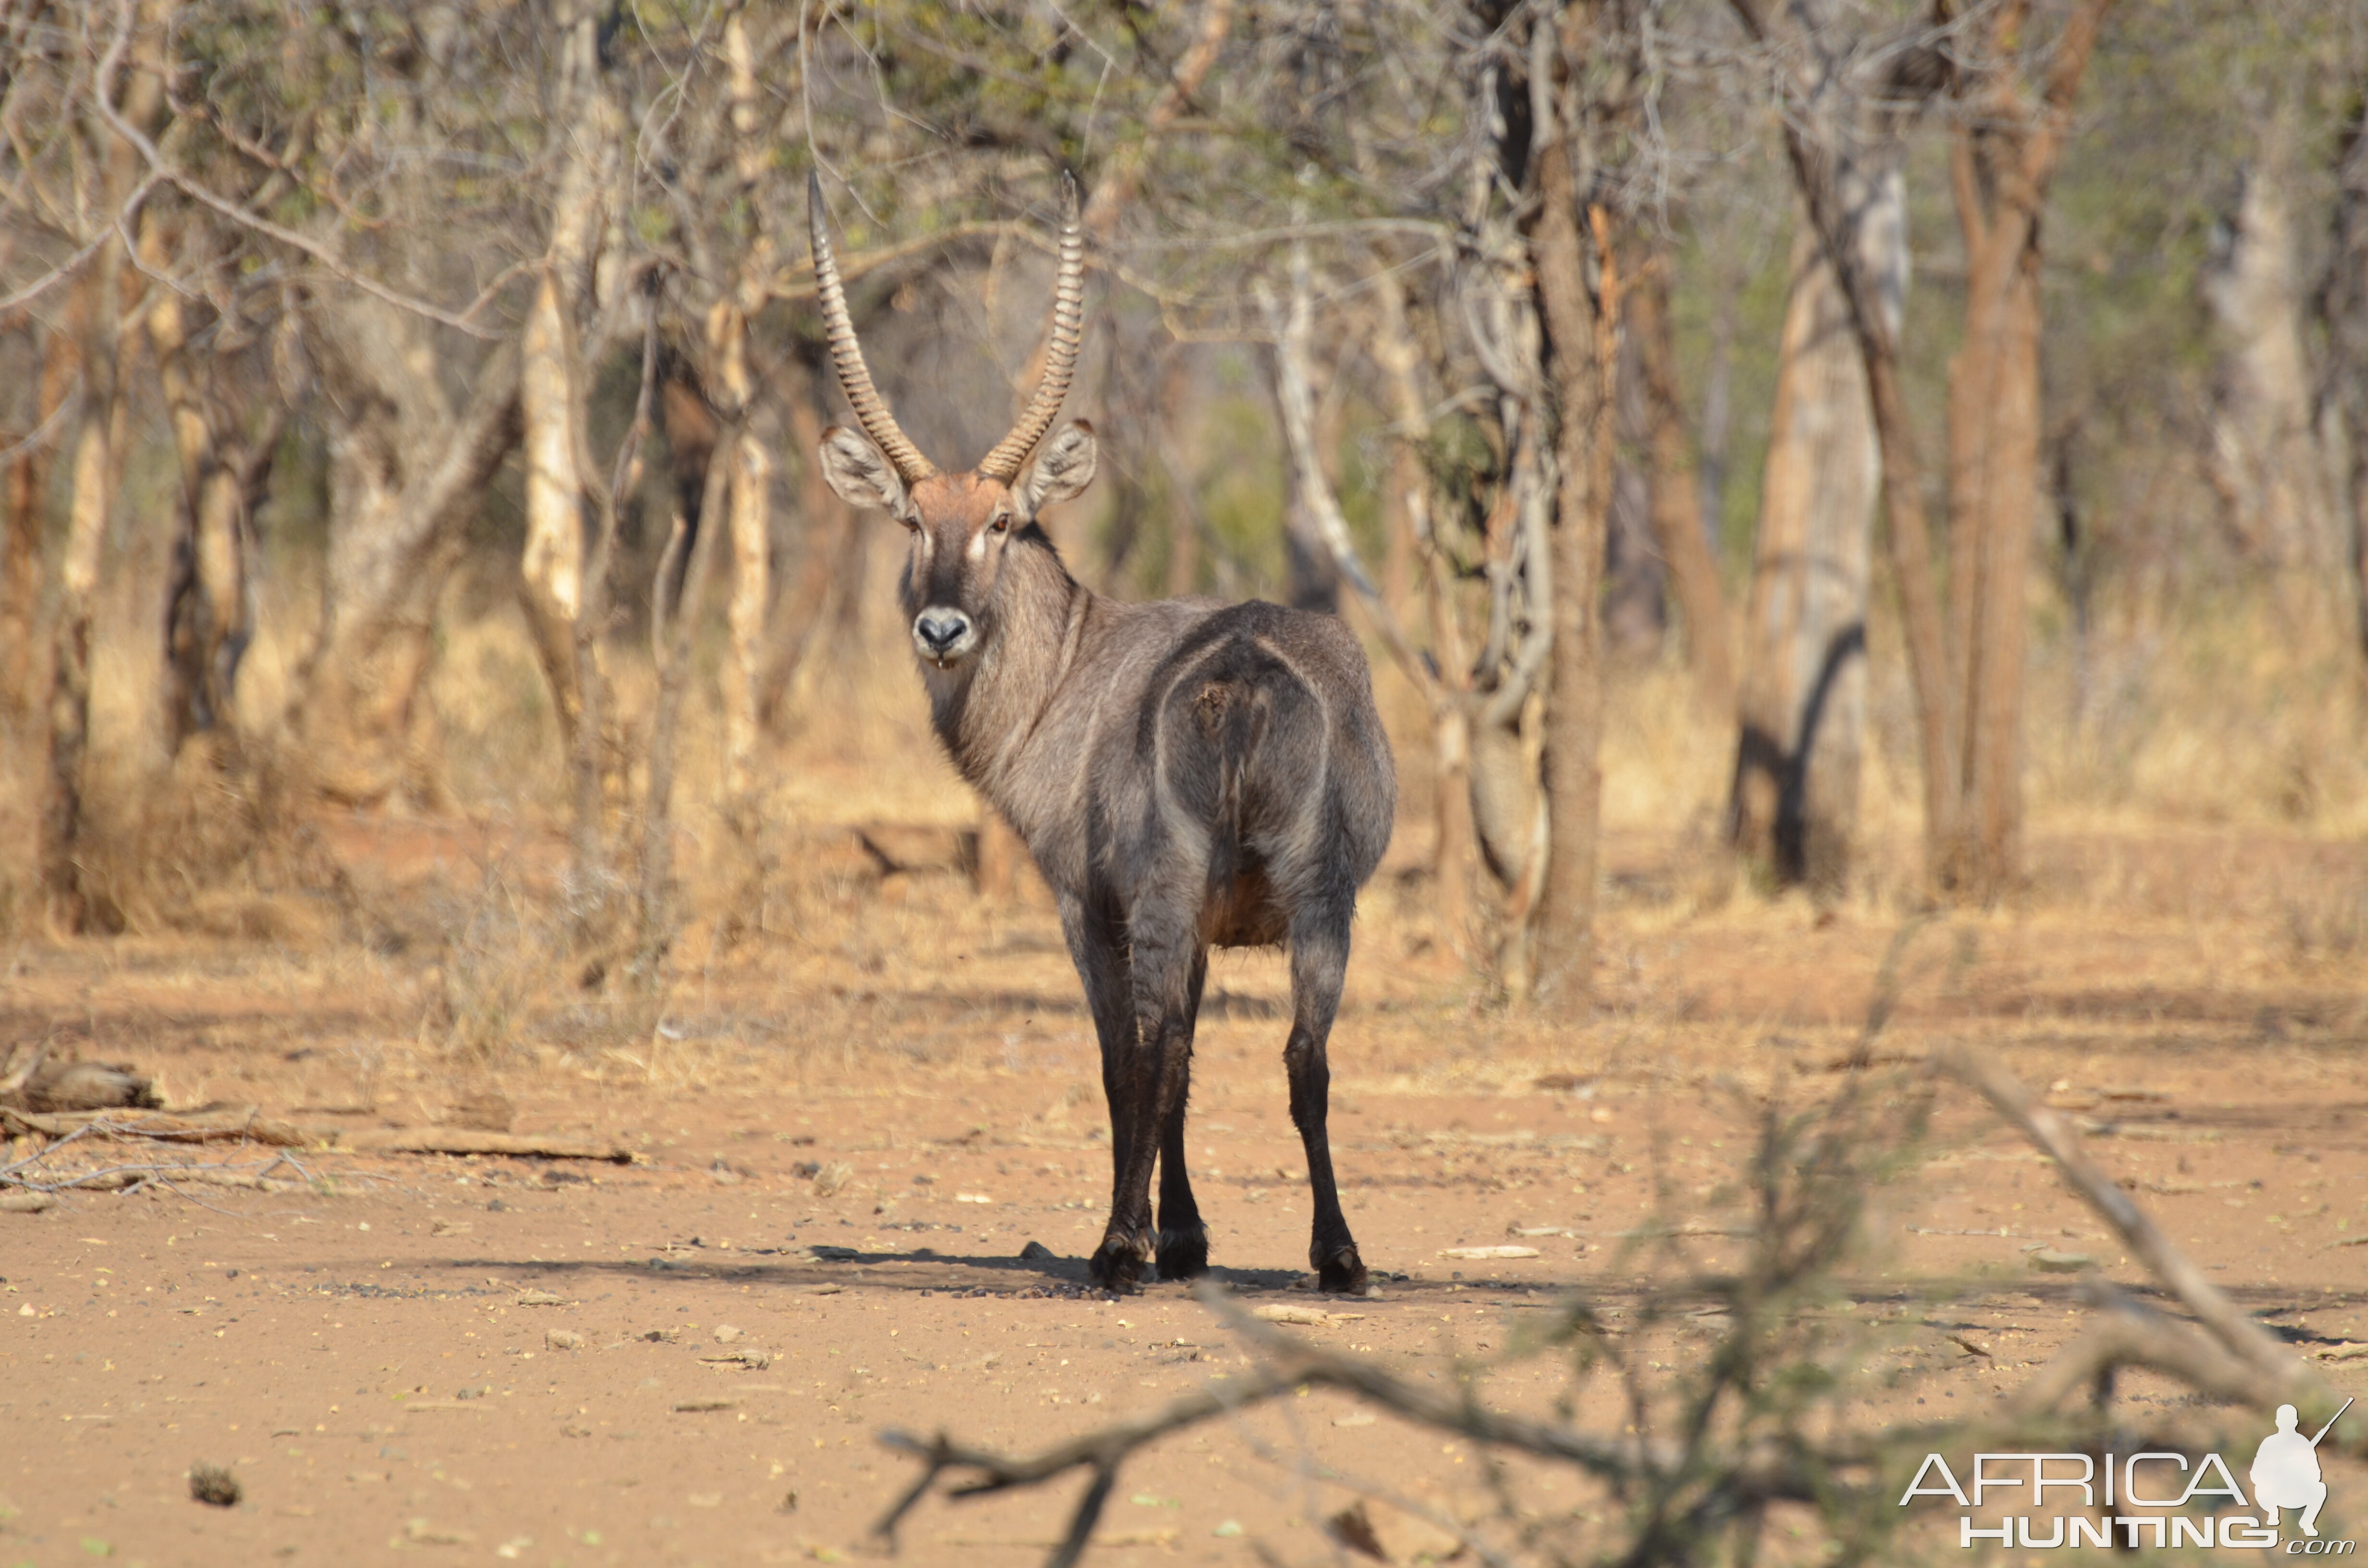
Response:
[874,1282,1834,1565]
[2006,1280,2273,1420]
[1941,1046,2353,1449]
[88,0,498,338]
[1258,240,1440,706]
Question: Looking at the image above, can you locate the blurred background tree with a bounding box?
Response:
[0,0,2361,996]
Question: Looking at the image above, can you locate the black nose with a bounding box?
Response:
[915,609,971,654]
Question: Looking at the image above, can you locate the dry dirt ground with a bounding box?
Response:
[3,822,2367,1567]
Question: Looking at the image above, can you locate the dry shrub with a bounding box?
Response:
[430,608,571,815]
[2025,589,2368,833]
[1584,586,2367,918]
[54,737,345,942]
[425,856,565,1064]
[1598,656,1731,841]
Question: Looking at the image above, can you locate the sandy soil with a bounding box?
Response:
[3,823,2366,1566]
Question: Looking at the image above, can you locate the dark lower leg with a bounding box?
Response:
[1091,934,1197,1291]
[1285,1026,1364,1292]
[1089,1021,1162,1289]
[1062,894,1147,1289]
[1285,917,1364,1293]
[1155,952,1211,1280]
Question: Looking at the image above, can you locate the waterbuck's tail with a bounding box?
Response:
[1191,676,1271,906]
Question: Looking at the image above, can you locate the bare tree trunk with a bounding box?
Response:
[2206,156,2337,581]
[1157,353,1205,601]
[1529,38,1613,1007]
[1462,203,1553,993]
[711,303,770,806]
[715,5,775,808]
[1733,0,1960,890]
[43,9,168,926]
[757,352,859,723]
[570,299,659,944]
[520,270,592,748]
[1373,271,1477,952]
[1381,421,1418,616]
[1737,0,2108,899]
[636,410,740,977]
[1695,269,1739,561]
[297,330,522,806]
[1951,257,2043,898]
[1935,0,2112,899]
[1729,166,1903,895]
[0,320,74,723]
[1470,428,1552,998]
[2325,91,2368,660]
[1603,311,1664,661]
[142,215,275,756]
[43,260,122,927]
[518,0,621,755]
[1631,264,1733,716]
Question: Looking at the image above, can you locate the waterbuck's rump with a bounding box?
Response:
[1115,600,1395,951]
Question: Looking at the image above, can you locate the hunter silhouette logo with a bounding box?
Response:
[1899,1394,2355,1551]
[2254,1399,2350,1539]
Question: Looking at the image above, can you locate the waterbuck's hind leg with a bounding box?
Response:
[1153,948,1212,1281]
[1285,897,1366,1295]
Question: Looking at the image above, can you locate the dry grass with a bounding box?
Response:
[2027,594,2368,835]
[2,563,2362,970]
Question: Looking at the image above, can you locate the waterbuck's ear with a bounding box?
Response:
[818,425,907,515]
[1020,420,1097,518]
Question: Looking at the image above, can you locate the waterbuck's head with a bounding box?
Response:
[808,172,1097,671]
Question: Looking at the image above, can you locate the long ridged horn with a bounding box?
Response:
[976,171,1085,483]
[807,170,936,483]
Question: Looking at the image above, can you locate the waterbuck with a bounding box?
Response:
[806,173,1396,1293]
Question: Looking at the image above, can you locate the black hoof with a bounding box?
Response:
[1314,1243,1369,1296]
[1155,1225,1210,1282]
[1089,1235,1149,1292]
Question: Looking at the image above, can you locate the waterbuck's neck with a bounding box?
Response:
[920,528,1088,808]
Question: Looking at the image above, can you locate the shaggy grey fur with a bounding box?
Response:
[820,420,1396,1293]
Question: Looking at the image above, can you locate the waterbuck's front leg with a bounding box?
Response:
[1088,893,1199,1292]
[1286,896,1366,1295]
[1060,893,1146,1285]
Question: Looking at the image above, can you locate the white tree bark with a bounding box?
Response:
[518,0,620,750]
[715,7,774,809]
[2206,158,2339,576]
[1730,159,1905,894]
[520,270,592,745]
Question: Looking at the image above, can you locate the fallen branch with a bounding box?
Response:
[2006,1282,2285,1419]
[0,1106,308,1146]
[2,1164,295,1194]
[329,1128,633,1162]
[1941,1047,2353,1449]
